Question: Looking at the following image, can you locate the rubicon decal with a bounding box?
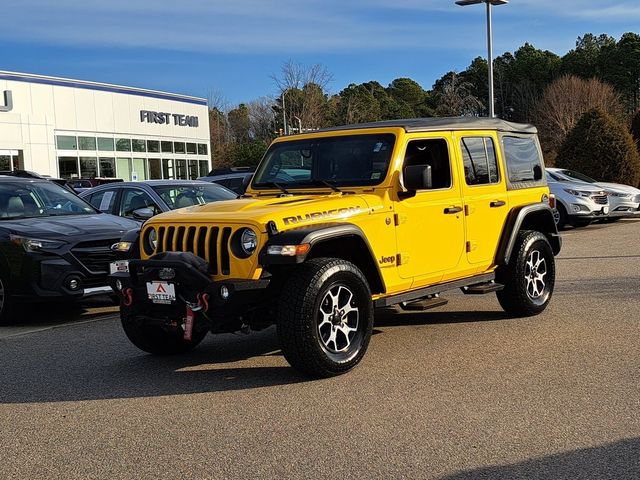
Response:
[283,207,361,225]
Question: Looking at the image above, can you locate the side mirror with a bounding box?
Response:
[403,164,433,191]
[132,207,154,220]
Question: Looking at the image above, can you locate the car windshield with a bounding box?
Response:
[0,181,96,220]
[559,169,597,183]
[152,183,237,209]
[252,134,396,189]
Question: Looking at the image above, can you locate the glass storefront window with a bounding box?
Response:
[0,156,10,170]
[148,158,162,179]
[116,138,132,152]
[198,144,208,155]
[97,137,115,151]
[186,143,197,155]
[100,157,116,177]
[56,135,77,150]
[175,159,187,179]
[147,140,160,153]
[78,137,97,151]
[188,160,199,179]
[132,158,147,181]
[79,157,98,178]
[116,158,132,181]
[161,141,173,153]
[174,142,186,154]
[58,156,79,179]
[132,139,146,152]
[199,160,209,177]
[162,158,174,179]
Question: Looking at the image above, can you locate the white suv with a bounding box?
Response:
[546,171,609,229]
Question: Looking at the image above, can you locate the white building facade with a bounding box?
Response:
[0,71,210,181]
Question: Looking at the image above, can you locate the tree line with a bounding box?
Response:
[208,32,640,186]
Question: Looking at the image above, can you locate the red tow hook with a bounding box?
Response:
[197,293,210,313]
[123,288,134,306]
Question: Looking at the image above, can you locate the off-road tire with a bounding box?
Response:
[496,230,555,317]
[121,315,207,355]
[277,258,374,378]
[0,272,15,325]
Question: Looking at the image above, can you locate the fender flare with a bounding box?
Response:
[496,203,562,265]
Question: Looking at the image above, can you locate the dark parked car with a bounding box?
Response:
[68,177,124,194]
[198,168,254,195]
[0,176,138,323]
[0,169,75,193]
[79,180,237,222]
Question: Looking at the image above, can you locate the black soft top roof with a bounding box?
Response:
[318,117,537,135]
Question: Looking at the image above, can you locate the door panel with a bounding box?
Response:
[394,137,465,280]
[457,134,509,266]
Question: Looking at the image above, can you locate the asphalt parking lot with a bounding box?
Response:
[1,219,639,480]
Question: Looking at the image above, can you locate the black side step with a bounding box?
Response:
[399,296,449,311]
[461,281,504,295]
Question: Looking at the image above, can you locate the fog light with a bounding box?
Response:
[68,279,80,290]
[116,280,123,291]
[220,285,230,300]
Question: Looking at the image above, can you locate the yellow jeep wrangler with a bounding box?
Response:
[112,118,561,377]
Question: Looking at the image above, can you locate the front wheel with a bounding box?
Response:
[496,230,556,317]
[277,258,374,378]
[121,315,207,355]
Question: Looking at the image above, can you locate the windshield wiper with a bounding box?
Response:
[255,181,290,195]
[310,179,342,193]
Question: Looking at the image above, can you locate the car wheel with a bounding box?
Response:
[0,273,15,325]
[277,258,374,378]
[121,314,207,355]
[556,203,568,230]
[496,230,555,317]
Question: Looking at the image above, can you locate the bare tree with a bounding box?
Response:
[434,72,484,117]
[533,75,623,164]
[247,97,277,141]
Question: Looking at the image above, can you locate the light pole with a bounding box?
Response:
[455,0,508,118]
[281,91,288,135]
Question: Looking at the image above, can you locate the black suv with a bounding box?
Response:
[0,176,138,323]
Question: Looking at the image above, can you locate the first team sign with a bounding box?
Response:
[140,110,199,128]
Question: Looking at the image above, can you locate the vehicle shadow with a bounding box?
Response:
[440,437,640,480]
[1,306,510,405]
[6,296,118,328]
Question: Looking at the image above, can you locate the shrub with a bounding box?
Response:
[557,108,640,186]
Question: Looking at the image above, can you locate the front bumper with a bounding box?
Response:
[110,257,270,321]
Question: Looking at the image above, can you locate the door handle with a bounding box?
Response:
[490,200,506,208]
[444,206,463,214]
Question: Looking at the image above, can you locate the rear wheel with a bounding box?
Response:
[556,203,568,230]
[496,230,555,317]
[121,315,207,355]
[277,258,374,378]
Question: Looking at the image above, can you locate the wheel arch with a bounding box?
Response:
[496,203,562,265]
[259,223,386,294]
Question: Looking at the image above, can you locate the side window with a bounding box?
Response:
[89,189,116,213]
[119,189,160,218]
[403,139,452,189]
[461,137,499,185]
[217,178,244,194]
[503,136,544,184]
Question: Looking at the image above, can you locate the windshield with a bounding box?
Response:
[0,181,96,220]
[558,169,597,183]
[152,183,237,209]
[252,134,396,189]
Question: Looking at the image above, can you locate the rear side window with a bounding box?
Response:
[89,189,116,213]
[503,136,544,184]
[460,137,499,185]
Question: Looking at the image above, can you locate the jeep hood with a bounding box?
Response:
[146,193,380,231]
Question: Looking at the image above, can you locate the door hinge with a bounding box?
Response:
[397,253,409,265]
[466,241,478,253]
[394,213,407,226]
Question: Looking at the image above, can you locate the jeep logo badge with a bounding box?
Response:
[0,90,13,113]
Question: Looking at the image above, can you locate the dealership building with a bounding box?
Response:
[0,70,210,181]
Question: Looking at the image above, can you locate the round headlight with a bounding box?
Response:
[240,228,257,255]
[148,228,158,251]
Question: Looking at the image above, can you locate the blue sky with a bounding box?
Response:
[2,0,640,105]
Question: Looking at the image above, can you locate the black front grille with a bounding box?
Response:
[591,195,608,205]
[72,239,119,274]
